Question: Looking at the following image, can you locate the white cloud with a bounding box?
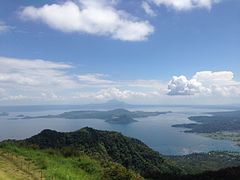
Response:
[142,1,156,16]
[0,21,10,33]
[0,56,167,104]
[193,71,235,86]
[1,57,240,105]
[0,74,39,86]
[40,91,62,100]
[77,74,168,91]
[94,87,154,100]
[78,73,113,84]
[6,95,28,101]
[168,71,240,96]
[75,87,159,100]
[20,0,154,41]
[0,57,77,90]
[168,75,210,96]
[152,0,219,10]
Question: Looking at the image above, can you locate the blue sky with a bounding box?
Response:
[0,0,239,105]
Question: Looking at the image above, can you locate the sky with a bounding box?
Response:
[0,0,239,105]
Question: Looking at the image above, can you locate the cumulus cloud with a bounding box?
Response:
[142,1,156,16]
[1,57,240,105]
[151,0,219,10]
[20,0,154,41]
[168,71,240,96]
[168,75,208,96]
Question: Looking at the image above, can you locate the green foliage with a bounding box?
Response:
[179,166,240,180]
[169,151,240,175]
[24,127,182,178]
[103,162,142,180]
[0,141,141,180]
[2,128,240,180]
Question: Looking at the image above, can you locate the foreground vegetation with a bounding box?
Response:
[1,127,240,180]
[23,127,182,178]
[169,151,240,174]
[0,141,141,180]
[0,149,42,180]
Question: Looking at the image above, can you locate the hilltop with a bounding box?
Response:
[24,127,181,178]
[1,128,240,179]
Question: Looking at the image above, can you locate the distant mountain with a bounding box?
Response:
[24,127,182,179]
[101,99,129,107]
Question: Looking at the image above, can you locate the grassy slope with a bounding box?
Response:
[0,126,182,180]
[1,139,240,180]
[0,149,42,180]
[0,141,141,180]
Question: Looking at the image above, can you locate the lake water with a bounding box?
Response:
[0,106,240,155]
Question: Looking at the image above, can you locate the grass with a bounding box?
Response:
[0,141,141,180]
[0,142,104,180]
[0,149,42,180]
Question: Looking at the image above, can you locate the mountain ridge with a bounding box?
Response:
[24,127,182,178]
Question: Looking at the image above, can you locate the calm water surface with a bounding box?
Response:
[0,106,239,155]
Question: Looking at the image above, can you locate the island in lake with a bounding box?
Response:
[172,110,240,146]
[23,109,172,124]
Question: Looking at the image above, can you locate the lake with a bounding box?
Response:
[0,106,240,155]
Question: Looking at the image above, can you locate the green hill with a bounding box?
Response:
[1,127,240,179]
[24,127,182,179]
[0,141,141,180]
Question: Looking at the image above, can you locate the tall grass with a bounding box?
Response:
[0,141,103,180]
[0,141,141,180]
